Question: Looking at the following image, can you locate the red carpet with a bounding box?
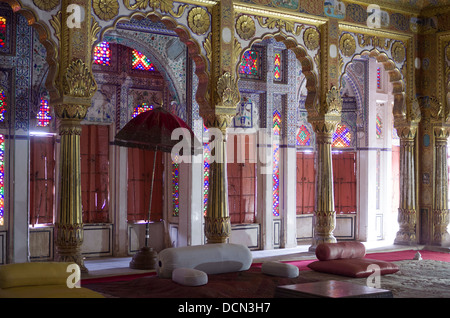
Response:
[82,249,450,286]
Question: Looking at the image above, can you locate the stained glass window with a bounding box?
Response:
[274,51,282,82]
[132,103,153,118]
[239,50,258,76]
[273,110,282,136]
[376,115,382,139]
[272,109,281,217]
[0,88,6,122]
[0,17,6,48]
[272,143,280,217]
[172,159,179,217]
[332,123,351,148]
[377,67,381,89]
[0,134,4,226]
[37,98,52,127]
[297,125,311,146]
[203,143,211,215]
[132,49,155,71]
[93,41,111,66]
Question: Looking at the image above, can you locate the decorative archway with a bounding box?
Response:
[339,28,420,245]
[98,11,210,119]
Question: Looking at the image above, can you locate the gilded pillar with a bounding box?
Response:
[202,0,239,243]
[308,87,342,251]
[432,126,450,245]
[394,124,418,245]
[53,0,97,271]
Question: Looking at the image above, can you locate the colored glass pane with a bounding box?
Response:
[297,125,311,146]
[376,115,382,139]
[274,52,282,81]
[132,49,155,71]
[132,103,153,118]
[203,143,211,215]
[0,89,6,122]
[0,134,4,226]
[37,98,52,127]
[93,42,111,66]
[273,109,282,135]
[239,50,258,76]
[172,159,179,217]
[272,143,280,217]
[0,17,6,48]
[377,67,381,89]
[332,123,351,148]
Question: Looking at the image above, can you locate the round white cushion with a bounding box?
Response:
[261,261,299,278]
[172,268,208,286]
[157,243,252,278]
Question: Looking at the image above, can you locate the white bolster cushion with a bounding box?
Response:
[261,261,299,278]
[157,243,252,278]
[172,268,208,286]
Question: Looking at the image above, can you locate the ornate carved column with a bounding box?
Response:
[308,87,342,251]
[202,0,239,243]
[394,124,418,245]
[53,0,97,271]
[432,126,450,245]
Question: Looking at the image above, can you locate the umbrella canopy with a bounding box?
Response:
[114,106,199,155]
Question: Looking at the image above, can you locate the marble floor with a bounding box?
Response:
[80,240,425,280]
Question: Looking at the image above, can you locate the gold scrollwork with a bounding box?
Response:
[93,0,119,21]
[63,59,97,98]
[33,0,59,11]
[325,85,342,115]
[357,34,392,51]
[255,16,304,36]
[303,27,319,51]
[339,33,356,57]
[235,15,255,41]
[216,72,240,109]
[391,41,406,64]
[123,0,187,18]
[188,7,210,35]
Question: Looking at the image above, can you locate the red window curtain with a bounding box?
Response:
[127,148,163,222]
[80,125,110,223]
[296,152,315,214]
[227,134,256,224]
[30,135,55,226]
[332,152,357,214]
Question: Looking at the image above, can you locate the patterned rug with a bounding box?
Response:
[298,259,450,298]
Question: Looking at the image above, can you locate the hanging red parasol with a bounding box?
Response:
[114,106,200,269]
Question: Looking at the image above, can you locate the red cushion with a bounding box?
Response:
[315,242,366,261]
[307,258,399,278]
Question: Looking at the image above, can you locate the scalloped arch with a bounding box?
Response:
[238,31,318,112]
[340,48,406,118]
[98,11,210,114]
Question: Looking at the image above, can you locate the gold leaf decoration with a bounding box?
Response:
[93,0,119,21]
[324,86,342,115]
[123,0,187,18]
[203,33,212,66]
[236,15,255,41]
[50,11,61,42]
[303,27,319,51]
[188,7,210,35]
[91,18,102,46]
[216,72,240,108]
[33,0,59,11]
[256,16,303,36]
[391,41,406,64]
[339,33,356,57]
[63,59,97,98]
